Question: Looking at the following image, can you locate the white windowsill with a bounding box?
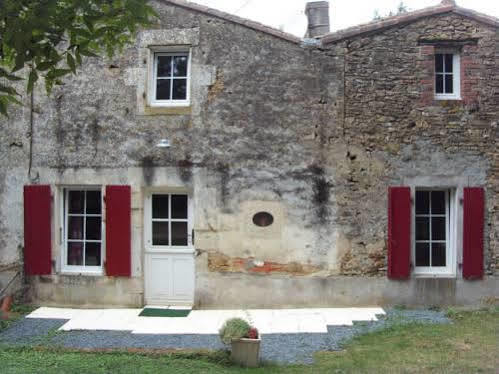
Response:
[434,95,461,101]
[149,101,190,107]
[413,272,456,279]
[60,268,104,276]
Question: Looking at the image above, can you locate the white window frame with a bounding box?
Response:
[144,192,194,253]
[149,47,191,107]
[434,51,461,100]
[60,186,104,275]
[412,188,457,277]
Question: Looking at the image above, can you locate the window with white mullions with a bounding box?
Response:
[414,190,450,272]
[64,189,103,270]
[151,194,189,247]
[434,52,460,99]
[153,52,189,104]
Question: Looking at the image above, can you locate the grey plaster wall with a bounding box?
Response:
[0,1,497,307]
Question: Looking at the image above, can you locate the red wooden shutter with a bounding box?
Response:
[24,185,52,275]
[387,186,411,279]
[105,185,131,276]
[462,187,484,279]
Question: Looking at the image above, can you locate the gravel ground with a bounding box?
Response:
[0,309,450,364]
[0,318,67,346]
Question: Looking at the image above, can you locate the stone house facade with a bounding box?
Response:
[0,0,497,307]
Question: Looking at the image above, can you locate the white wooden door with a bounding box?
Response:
[144,251,194,305]
[144,192,194,306]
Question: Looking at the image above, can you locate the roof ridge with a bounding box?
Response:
[321,3,499,44]
[159,0,302,44]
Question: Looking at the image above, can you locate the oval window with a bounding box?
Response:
[252,212,274,227]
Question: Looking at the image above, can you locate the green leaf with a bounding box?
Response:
[51,69,72,78]
[75,49,82,65]
[5,95,23,106]
[0,85,19,96]
[78,49,99,58]
[0,96,8,117]
[0,68,23,81]
[66,53,76,73]
[13,53,25,72]
[27,70,38,93]
[36,61,53,71]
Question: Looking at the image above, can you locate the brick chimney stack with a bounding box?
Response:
[305,1,330,38]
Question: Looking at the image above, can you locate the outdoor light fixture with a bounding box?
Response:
[156,138,170,148]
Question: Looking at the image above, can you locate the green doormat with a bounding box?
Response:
[139,308,191,317]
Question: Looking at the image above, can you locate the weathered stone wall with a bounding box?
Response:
[0,1,497,307]
[323,12,498,277]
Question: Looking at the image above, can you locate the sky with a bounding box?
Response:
[192,0,499,36]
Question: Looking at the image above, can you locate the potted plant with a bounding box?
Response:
[219,317,261,367]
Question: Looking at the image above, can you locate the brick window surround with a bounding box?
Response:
[419,43,479,105]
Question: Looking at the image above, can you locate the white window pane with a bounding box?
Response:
[431,243,446,267]
[68,216,83,239]
[157,56,172,77]
[152,195,169,219]
[444,54,453,73]
[172,79,187,100]
[171,195,188,219]
[416,191,429,214]
[68,242,83,266]
[171,222,188,246]
[444,74,453,94]
[85,217,101,240]
[431,217,446,241]
[416,243,430,267]
[85,243,101,266]
[435,74,444,94]
[86,191,101,214]
[431,191,445,214]
[173,56,188,77]
[153,222,169,245]
[416,217,429,241]
[68,191,84,214]
[156,79,171,100]
[435,54,443,73]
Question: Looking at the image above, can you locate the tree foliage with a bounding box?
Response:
[373,1,410,21]
[0,0,156,116]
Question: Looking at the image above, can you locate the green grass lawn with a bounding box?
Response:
[0,308,497,373]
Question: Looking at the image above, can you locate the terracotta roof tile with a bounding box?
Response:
[321,3,499,44]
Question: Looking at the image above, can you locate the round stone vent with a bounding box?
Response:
[252,212,274,227]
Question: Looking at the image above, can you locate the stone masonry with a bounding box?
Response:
[0,0,497,307]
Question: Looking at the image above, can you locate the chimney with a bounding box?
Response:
[305,1,330,38]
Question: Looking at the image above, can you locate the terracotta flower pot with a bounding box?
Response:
[230,338,261,367]
[0,295,13,320]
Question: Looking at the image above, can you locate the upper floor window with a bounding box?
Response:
[151,51,190,106]
[435,52,460,100]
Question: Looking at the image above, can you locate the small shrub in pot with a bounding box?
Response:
[219,318,251,344]
[219,317,260,367]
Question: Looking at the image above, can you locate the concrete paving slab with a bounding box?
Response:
[26,306,386,335]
